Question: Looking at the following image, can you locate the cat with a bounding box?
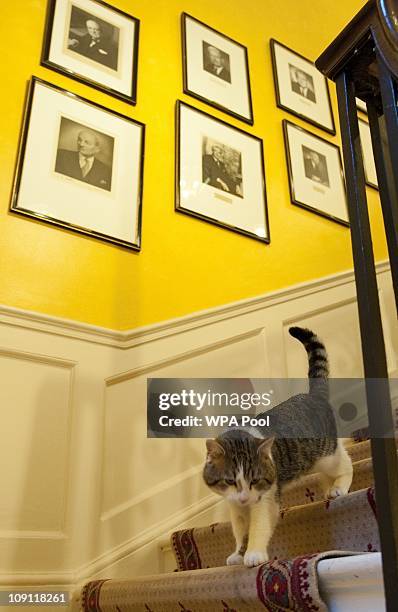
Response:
[202,326,353,568]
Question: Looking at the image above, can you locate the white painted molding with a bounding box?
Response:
[0,530,67,540]
[100,462,206,522]
[0,347,76,369]
[76,494,222,583]
[105,328,264,385]
[0,493,222,587]
[0,260,391,347]
[0,260,395,590]
[0,572,74,587]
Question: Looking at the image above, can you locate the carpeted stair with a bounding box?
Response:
[80,438,390,611]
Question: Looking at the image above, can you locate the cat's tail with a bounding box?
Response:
[288,326,329,399]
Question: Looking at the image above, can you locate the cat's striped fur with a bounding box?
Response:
[203,327,353,568]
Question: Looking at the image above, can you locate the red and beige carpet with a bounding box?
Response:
[80,438,386,611]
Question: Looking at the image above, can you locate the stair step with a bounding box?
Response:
[318,552,385,611]
[281,453,374,508]
[281,439,398,508]
[81,551,367,612]
[171,487,378,571]
[346,439,371,462]
[346,435,398,463]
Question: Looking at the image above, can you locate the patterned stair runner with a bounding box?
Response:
[81,550,361,612]
[80,437,392,611]
[171,486,377,571]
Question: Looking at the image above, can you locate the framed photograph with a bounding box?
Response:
[182,13,253,124]
[271,39,335,134]
[11,77,145,250]
[283,120,349,226]
[358,118,378,189]
[356,97,367,113]
[42,0,140,104]
[176,101,269,242]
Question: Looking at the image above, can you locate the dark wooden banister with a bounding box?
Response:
[378,0,398,50]
[317,1,398,608]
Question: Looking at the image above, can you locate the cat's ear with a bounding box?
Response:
[206,439,225,462]
[256,437,274,460]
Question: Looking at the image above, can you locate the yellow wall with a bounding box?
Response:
[0,0,386,330]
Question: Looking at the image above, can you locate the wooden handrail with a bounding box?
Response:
[377,0,398,49]
[317,1,398,608]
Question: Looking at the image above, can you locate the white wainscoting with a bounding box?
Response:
[0,262,396,589]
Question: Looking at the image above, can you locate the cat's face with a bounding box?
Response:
[202,435,276,506]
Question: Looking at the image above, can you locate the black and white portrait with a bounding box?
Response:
[55,117,114,191]
[202,41,231,83]
[302,145,330,187]
[202,137,243,197]
[289,64,316,103]
[67,4,119,71]
[177,102,268,241]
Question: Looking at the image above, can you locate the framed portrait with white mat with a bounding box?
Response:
[11,78,145,250]
[42,0,140,104]
[283,120,349,226]
[271,39,335,135]
[176,101,269,242]
[181,13,253,124]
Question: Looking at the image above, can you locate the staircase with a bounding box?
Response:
[79,436,393,611]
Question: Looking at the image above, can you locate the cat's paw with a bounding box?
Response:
[226,552,244,566]
[326,485,349,499]
[243,550,268,567]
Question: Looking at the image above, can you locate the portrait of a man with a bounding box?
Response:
[67,5,119,71]
[202,42,231,83]
[202,138,243,197]
[302,145,330,187]
[55,117,114,191]
[289,64,316,103]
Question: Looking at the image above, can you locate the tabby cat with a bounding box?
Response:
[203,326,353,568]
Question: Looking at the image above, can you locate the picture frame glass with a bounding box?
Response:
[356,97,367,113]
[358,119,378,188]
[44,0,139,102]
[284,121,348,225]
[272,40,335,134]
[177,103,269,241]
[183,14,253,123]
[12,79,144,248]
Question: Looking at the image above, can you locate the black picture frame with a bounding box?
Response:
[271,39,336,135]
[41,0,140,105]
[10,77,145,250]
[358,117,379,190]
[181,13,254,125]
[175,100,270,243]
[282,119,349,227]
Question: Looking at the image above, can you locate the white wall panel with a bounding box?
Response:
[284,299,363,378]
[0,351,73,535]
[0,262,395,586]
